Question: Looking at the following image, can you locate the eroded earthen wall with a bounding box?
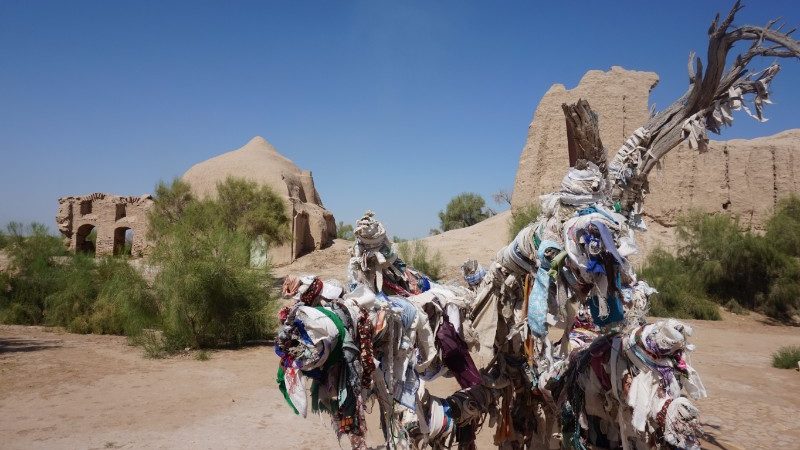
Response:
[511,66,800,259]
[56,193,154,257]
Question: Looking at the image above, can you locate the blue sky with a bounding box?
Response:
[1,1,799,238]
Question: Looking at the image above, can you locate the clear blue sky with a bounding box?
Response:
[1,1,799,238]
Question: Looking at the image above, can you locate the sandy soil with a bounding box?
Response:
[2,311,798,450]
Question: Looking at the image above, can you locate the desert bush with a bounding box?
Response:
[766,194,800,258]
[508,204,541,242]
[723,299,747,315]
[43,253,99,332]
[677,213,783,311]
[132,329,168,359]
[771,345,800,369]
[0,223,67,324]
[398,240,444,281]
[0,220,158,334]
[148,178,195,240]
[150,199,276,349]
[438,193,492,232]
[144,176,284,349]
[642,207,800,322]
[2,178,282,350]
[87,258,158,335]
[640,249,721,320]
[337,221,354,240]
[43,255,158,335]
[215,176,290,243]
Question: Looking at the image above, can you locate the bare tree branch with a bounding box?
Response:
[609,1,800,217]
[492,189,513,207]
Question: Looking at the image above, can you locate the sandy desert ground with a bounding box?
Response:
[2,309,799,450]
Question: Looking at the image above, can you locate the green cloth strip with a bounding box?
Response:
[276,366,299,415]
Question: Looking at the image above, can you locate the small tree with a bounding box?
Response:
[438,193,491,232]
[146,177,281,349]
[336,221,354,240]
[150,201,274,349]
[492,189,513,207]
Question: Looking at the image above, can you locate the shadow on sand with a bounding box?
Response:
[0,336,62,353]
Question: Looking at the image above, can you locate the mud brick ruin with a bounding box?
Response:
[56,193,154,257]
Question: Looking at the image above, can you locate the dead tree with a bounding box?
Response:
[446,2,800,447]
[562,99,606,172]
[604,1,800,219]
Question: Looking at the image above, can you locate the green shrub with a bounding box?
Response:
[42,255,158,335]
[398,240,444,281]
[723,299,747,315]
[771,345,800,369]
[215,176,290,243]
[337,221,354,240]
[144,176,285,350]
[641,206,800,322]
[147,178,195,240]
[766,195,800,257]
[2,178,282,351]
[151,200,276,349]
[132,329,168,359]
[44,254,99,332]
[0,223,156,333]
[88,258,158,335]
[508,204,540,242]
[640,249,721,320]
[764,273,800,322]
[0,223,67,324]
[438,193,491,232]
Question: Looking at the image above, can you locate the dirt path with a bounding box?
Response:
[1,314,798,449]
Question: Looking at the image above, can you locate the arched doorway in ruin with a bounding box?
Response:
[75,224,97,255]
[113,226,133,256]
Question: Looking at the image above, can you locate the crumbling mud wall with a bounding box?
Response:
[182,136,336,264]
[56,193,153,257]
[512,66,800,257]
[512,66,659,207]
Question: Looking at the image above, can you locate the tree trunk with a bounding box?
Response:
[562,99,607,173]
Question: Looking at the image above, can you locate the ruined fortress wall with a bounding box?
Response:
[511,66,800,258]
[56,193,153,257]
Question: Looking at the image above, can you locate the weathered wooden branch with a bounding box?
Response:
[562,99,607,172]
[611,0,800,215]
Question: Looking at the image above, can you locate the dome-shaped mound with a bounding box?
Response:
[182,136,335,264]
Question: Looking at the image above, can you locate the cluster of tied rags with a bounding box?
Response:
[453,156,707,449]
[275,169,708,450]
[277,211,485,450]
